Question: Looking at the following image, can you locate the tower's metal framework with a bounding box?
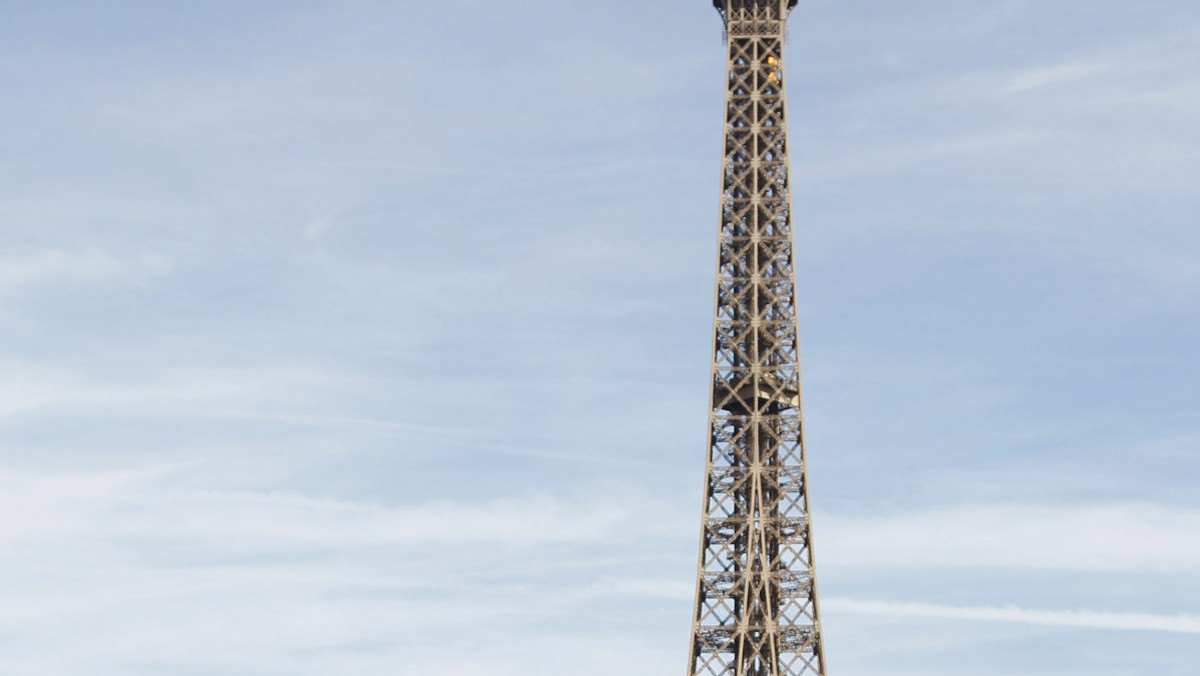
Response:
[687,2,828,675]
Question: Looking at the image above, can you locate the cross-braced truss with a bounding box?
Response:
[688,3,827,676]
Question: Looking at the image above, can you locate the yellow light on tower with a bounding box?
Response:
[766,55,780,82]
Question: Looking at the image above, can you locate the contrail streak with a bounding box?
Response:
[824,598,1200,634]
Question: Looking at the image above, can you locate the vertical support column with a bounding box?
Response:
[687,2,827,676]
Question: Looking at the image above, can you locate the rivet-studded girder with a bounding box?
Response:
[687,3,828,676]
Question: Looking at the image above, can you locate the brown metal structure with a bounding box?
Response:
[687,2,828,675]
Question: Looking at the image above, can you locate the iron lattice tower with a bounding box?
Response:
[687,2,828,676]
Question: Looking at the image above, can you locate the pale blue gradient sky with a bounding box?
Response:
[1,1,1198,674]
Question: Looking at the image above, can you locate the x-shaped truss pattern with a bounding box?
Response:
[688,3,827,676]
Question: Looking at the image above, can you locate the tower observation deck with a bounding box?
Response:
[712,0,799,13]
[686,2,828,676]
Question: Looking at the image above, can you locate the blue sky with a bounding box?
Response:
[1,0,1198,674]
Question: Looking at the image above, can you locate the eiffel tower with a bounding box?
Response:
[686,2,828,675]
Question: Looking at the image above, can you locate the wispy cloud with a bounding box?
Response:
[821,504,1200,572]
[0,249,169,295]
[0,361,340,421]
[0,467,676,550]
[0,466,684,674]
[826,598,1200,634]
[1,464,1196,673]
[1007,60,1114,92]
